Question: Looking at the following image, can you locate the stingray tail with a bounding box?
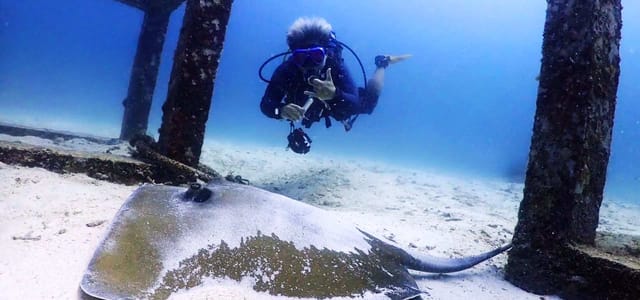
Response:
[407,243,512,273]
[358,229,512,273]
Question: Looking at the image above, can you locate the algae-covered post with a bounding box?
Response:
[506,0,624,297]
[157,0,233,167]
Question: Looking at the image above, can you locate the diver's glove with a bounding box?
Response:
[279,103,305,121]
[304,68,336,101]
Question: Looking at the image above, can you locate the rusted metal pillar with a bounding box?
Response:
[157,0,233,167]
[505,0,622,297]
[119,9,171,141]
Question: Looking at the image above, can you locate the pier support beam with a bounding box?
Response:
[117,0,186,141]
[157,0,233,167]
[119,9,171,140]
[505,1,630,299]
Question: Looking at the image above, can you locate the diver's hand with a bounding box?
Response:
[279,103,305,121]
[304,68,336,101]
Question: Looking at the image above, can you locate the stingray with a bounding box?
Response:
[79,179,511,300]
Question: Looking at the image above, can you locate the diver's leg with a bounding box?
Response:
[344,54,411,130]
[360,64,385,114]
[361,55,412,114]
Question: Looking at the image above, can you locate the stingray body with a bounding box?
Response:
[80,179,511,300]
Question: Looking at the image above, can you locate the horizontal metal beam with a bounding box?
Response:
[115,0,185,13]
[162,0,186,12]
[114,0,147,11]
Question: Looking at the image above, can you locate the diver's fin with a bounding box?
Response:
[388,54,413,64]
[375,54,412,68]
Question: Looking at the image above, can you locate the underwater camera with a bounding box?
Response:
[287,127,312,154]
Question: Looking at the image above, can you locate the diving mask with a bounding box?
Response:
[291,47,326,69]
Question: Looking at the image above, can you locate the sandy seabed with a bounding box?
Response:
[1,134,638,300]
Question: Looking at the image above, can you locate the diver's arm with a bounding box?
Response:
[330,64,360,112]
[260,64,289,119]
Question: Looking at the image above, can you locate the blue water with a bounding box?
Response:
[0,0,638,202]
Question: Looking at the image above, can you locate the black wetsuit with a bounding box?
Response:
[261,55,375,129]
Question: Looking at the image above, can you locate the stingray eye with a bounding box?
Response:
[182,182,213,203]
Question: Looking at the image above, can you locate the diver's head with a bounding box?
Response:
[287,17,333,73]
[286,17,333,50]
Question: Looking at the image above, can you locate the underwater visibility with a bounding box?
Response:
[0,0,639,299]
[1,1,638,201]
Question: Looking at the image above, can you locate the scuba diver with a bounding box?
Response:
[259,17,410,154]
